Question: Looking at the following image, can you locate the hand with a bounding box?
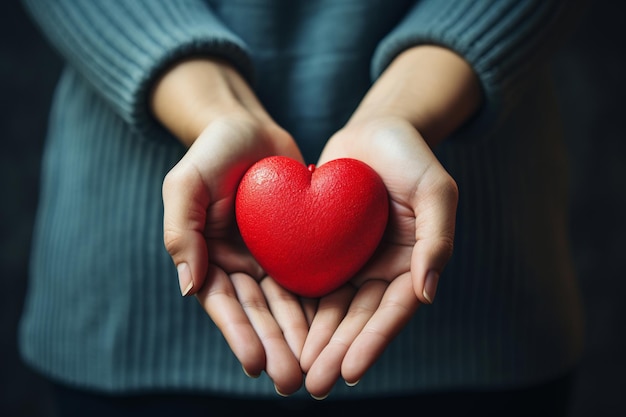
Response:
[300,116,459,398]
[299,45,478,398]
[155,59,309,395]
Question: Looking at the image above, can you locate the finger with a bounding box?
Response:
[196,265,266,378]
[352,243,412,285]
[411,169,458,304]
[411,236,454,304]
[162,163,210,296]
[300,297,319,327]
[300,285,355,373]
[208,238,265,279]
[230,273,304,396]
[304,281,386,399]
[341,273,419,383]
[259,277,310,362]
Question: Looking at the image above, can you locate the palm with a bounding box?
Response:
[300,117,458,398]
[163,115,309,395]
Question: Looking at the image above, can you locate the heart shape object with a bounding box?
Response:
[235,156,389,298]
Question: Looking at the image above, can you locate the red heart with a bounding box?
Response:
[235,156,389,298]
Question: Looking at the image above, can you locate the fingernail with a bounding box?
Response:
[242,365,260,379]
[423,270,439,304]
[345,379,360,387]
[311,392,329,401]
[177,263,193,296]
[274,384,290,397]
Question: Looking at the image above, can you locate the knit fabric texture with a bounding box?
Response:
[19,0,584,398]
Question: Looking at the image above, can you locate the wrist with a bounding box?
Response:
[150,57,258,147]
[349,45,482,147]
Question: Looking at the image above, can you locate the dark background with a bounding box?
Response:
[1,1,624,416]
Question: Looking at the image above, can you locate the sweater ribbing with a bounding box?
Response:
[19,0,584,398]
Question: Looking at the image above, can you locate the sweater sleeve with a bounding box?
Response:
[371,0,578,139]
[22,0,253,135]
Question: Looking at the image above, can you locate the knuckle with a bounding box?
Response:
[162,166,185,196]
[436,172,459,204]
[438,235,455,262]
[163,228,184,256]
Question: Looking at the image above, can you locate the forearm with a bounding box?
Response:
[366,0,584,146]
[23,0,252,134]
[151,58,254,147]
[349,45,482,148]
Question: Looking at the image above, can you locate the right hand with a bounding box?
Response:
[155,58,308,395]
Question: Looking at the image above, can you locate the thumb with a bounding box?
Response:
[410,172,458,304]
[162,163,210,296]
[411,236,455,304]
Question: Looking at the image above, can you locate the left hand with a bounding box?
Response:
[299,116,459,398]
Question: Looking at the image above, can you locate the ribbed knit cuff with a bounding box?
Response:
[23,0,253,137]
[371,0,565,141]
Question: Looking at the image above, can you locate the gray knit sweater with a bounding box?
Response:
[19,0,584,398]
